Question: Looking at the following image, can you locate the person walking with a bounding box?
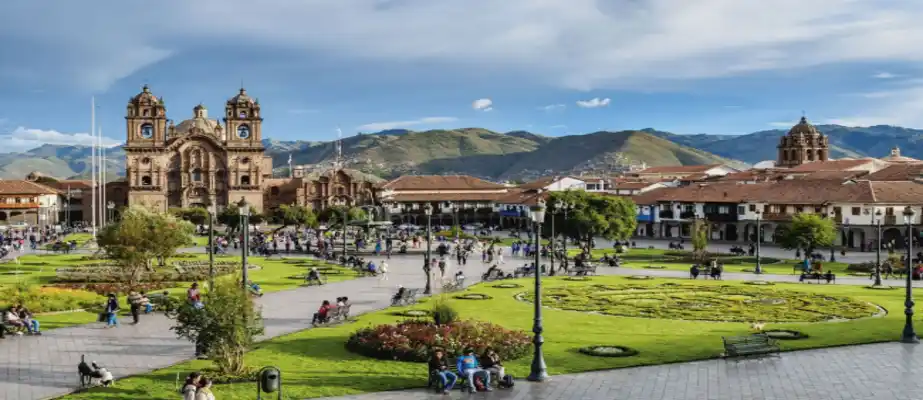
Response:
[104,294,120,328]
[127,290,143,324]
[379,260,389,284]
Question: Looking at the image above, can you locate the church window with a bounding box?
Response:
[141,157,151,165]
[141,175,152,186]
[143,109,150,117]
[239,111,248,118]
[192,169,202,182]
[240,175,251,185]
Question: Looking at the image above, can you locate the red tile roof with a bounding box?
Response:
[786,159,876,172]
[866,164,923,181]
[382,175,506,190]
[0,180,59,195]
[636,164,723,174]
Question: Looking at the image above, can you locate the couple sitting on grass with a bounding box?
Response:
[429,347,506,394]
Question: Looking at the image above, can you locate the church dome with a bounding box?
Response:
[129,84,161,105]
[787,116,822,137]
[174,105,221,136]
[228,88,255,105]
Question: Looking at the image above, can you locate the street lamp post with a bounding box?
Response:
[207,203,216,291]
[106,201,115,223]
[341,207,348,261]
[423,203,433,295]
[452,205,459,241]
[902,206,918,344]
[527,198,548,382]
[755,210,763,274]
[237,197,250,290]
[829,211,838,262]
[874,209,883,286]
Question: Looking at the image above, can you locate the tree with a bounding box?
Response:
[168,274,264,376]
[217,204,263,232]
[169,207,208,225]
[691,218,709,262]
[97,206,194,285]
[318,205,367,227]
[546,190,637,247]
[269,204,318,233]
[774,213,836,260]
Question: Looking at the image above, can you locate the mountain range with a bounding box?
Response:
[5,124,923,181]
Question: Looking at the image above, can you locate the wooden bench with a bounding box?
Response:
[0,311,26,338]
[800,272,836,284]
[722,333,780,358]
[391,288,420,306]
[571,265,597,276]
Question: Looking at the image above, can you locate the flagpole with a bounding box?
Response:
[101,127,107,226]
[98,126,104,227]
[90,98,97,237]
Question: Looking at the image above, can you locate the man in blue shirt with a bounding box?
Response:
[456,348,491,392]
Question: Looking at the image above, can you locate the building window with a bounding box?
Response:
[769,205,781,213]
[141,175,152,186]
[851,207,861,216]
[886,207,895,216]
[240,175,251,185]
[738,206,746,214]
[270,186,280,196]
[814,207,822,213]
[748,204,756,212]
[795,206,804,213]
[191,169,202,182]
[718,206,729,214]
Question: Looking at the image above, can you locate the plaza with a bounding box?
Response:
[2,231,923,400]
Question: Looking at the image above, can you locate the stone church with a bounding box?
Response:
[120,85,382,214]
[776,116,830,167]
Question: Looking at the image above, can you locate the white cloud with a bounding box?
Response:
[873,72,898,79]
[830,82,923,128]
[549,124,567,129]
[539,104,566,112]
[472,98,493,112]
[357,117,457,131]
[6,1,923,91]
[576,97,611,108]
[0,126,122,153]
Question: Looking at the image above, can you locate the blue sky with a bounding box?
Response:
[2,0,923,152]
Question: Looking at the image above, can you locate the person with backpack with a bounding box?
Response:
[481,348,507,386]
[456,348,491,392]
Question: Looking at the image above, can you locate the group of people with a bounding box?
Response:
[311,296,349,325]
[429,347,507,394]
[1,304,40,337]
[181,372,216,400]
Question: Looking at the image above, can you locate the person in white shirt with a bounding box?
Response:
[379,260,389,284]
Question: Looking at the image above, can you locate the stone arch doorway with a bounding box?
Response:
[882,228,903,249]
[846,228,866,249]
[743,223,757,242]
[725,224,738,241]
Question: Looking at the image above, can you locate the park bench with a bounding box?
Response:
[800,272,836,284]
[0,311,27,338]
[571,265,597,276]
[391,288,420,306]
[316,304,351,325]
[722,333,780,358]
[443,277,465,292]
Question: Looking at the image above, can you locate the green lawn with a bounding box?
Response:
[62,275,909,400]
[0,253,354,330]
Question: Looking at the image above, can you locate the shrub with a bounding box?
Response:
[53,282,176,296]
[0,284,102,313]
[846,262,876,272]
[434,230,476,240]
[346,320,531,362]
[430,297,459,325]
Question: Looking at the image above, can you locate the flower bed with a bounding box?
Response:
[763,329,809,340]
[564,276,591,281]
[492,283,523,289]
[644,266,666,269]
[744,280,774,286]
[54,282,177,296]
[346,320,531,362]
[454,293,492,300]
[578,345,639,357]
[54,261,244,283]
[0,286,102,313]
[627,276,654,280]
[392,309,430,318]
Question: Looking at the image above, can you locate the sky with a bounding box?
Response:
[2,0,923,153]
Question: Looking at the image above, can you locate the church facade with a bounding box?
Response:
[776,116,830,168]
[122,85,382,214]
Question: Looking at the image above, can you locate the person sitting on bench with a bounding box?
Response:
[457,348,492,392]
[690,264,700,279]
[247,280,263,297]
[15,304,39,334]
[824,270,835,283]
[312,300,332,325]
[306,267,323,284]
[4,307,28,334]
[392,285,406,303]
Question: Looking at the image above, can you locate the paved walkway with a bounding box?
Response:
[320,341,923,400]
[0,253,496,400]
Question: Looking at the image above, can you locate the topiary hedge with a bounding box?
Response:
[578,345,639,357]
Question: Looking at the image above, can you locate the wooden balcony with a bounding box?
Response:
[0,202,40,210]
[761,212,792,221]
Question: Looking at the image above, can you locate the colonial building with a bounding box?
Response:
[380,175,511,226]
[630,164,738,181]
[0,180,61,225]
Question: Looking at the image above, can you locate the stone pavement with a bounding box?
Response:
[0,253,495,400]
[318,341,923,400]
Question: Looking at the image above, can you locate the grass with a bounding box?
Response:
[62,275,909,400]
[568,247,855,275]
[0,253,354,330]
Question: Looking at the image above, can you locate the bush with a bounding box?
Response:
[53,282,176,296]
[0,284,102,313]
[434,230,476,240]
[847,262,876,272]
[430,297,459,325]
[346,320,532,362]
